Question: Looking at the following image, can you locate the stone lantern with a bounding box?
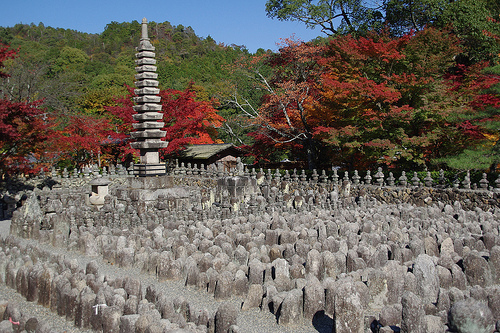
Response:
[88,177,111,208]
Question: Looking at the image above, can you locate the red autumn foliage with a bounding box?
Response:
[107,83,224,161]
[242,27,495,169]
[456,120,484,140]
[314,28,492,168]
[0,43,17,78]
[0,99,49,175]
[159,85,224,156]
[242,38,324,167]
[43,114,124,168]
[445,62,500,110]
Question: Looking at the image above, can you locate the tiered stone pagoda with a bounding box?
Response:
[130,18,168,176]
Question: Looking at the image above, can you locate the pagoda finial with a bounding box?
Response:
[141,17,149,40]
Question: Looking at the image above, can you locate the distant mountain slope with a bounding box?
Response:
[0,21,251,113]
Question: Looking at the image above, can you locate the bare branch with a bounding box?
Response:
[221,122,246,145]
[226,92,259,119]
[255,70,296,130]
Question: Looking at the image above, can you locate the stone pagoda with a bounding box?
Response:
[130,18,168,176]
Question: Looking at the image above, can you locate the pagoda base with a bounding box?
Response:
[133,163,166,177]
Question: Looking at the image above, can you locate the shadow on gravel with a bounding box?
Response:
[0,177,60,195]
[1,178,35,193]
[312,311,333,333]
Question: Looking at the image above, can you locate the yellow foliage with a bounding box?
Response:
[80,87,126,115]
[483,132,498,141]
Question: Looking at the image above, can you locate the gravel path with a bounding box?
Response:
[0,220,91,332]
[0,283,94,333]
[0,219,323,333]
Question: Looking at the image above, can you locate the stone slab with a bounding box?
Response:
[128,187,190,202]
[132,122,164,129]
[133,96,161,104]
[130,130,166,139]
[132,164,167,177]
[135,72,158,80]
[130,142,168,149]
[127,175,173,189]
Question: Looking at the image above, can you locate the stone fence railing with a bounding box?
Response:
[3,160,500,190]
[1,161,500,220]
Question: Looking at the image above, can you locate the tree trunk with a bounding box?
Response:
[305,135,317,170]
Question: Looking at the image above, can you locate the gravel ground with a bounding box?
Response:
[0,283,95,333]
[0,220,90,332]
[0,219,324,333]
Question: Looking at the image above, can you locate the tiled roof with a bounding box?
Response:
[180,144,237,159]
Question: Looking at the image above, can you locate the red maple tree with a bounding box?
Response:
[0,98,50,176]
[310,28,475,169]
[107,83,224,161]
[42,114,124,169]
[230,38,324,168]
[159,84,224,156]
[0,44,51,176]
[233,28,493,169]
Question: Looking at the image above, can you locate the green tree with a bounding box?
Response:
[265,0,384,35]
[436,63,500,171]
[0,41,51,103]
[385,0,500,62]
[100,21,141,55]
[440,0,500,62]
[53,46,89,73]
[385,0,448,34]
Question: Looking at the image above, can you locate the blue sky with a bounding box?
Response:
[2,0,323,53]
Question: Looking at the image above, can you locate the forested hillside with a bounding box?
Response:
[0,20,261,175]
[0,20,250,113]
[1,1,500,178]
